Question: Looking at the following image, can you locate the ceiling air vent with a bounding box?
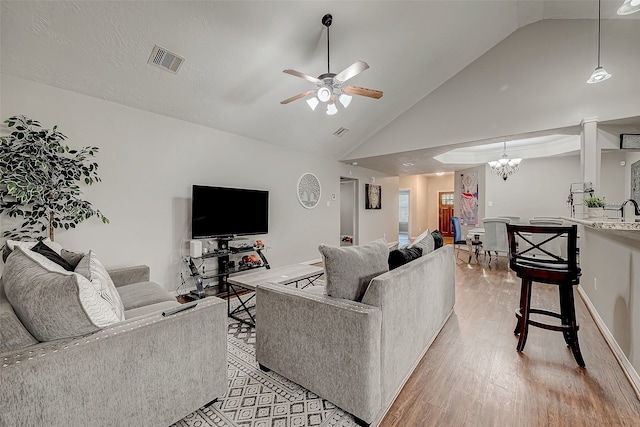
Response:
[148,45,185,74]
[333,127,349,137]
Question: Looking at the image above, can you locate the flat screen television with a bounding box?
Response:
[191,185,269,239]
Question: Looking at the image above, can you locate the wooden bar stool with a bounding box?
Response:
[506,224,584,367]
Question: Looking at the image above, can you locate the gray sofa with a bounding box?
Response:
[0,262,227,427]
[256,244,455,426]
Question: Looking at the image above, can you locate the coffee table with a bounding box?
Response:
[226,263,324,326]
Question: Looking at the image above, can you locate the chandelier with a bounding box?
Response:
[488,142,522,181]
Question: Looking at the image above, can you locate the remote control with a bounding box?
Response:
[162,302,198,317]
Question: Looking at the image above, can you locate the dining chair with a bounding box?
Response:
[451,216,468,261]
[481,217,510,264]
[528,218,564,258]
[498,216,521,224]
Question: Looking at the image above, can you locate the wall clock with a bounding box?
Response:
[297,173,321,209]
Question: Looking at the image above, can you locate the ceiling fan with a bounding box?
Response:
[280,14,383,115]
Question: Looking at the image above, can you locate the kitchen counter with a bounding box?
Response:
[562,216,640,241]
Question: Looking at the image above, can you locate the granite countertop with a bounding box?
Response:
[562,216,640,233]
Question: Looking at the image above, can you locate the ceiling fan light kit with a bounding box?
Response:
[281,14,383,116]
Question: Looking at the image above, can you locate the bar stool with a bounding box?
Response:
[506,224,584,367]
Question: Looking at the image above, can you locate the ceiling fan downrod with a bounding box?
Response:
[322,14,332,74]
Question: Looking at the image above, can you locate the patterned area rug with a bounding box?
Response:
[171,317,358,427]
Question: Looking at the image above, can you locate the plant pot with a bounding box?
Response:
[588,207,604,219]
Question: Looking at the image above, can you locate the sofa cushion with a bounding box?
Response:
[3,247,120,341]
[117,281,176,310]
[431,229,444,249]
[30,240,73,271]
[0,278,38,353]
[124,301,180,320]
[75,251,126,321]
[408,229,435,256]
[318,239,389,302]
[388,246,423,270]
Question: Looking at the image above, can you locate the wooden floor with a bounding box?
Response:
[380,253,640,427]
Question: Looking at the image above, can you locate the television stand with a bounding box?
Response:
[185,237,270,299]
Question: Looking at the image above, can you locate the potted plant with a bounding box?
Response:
[0,115,109,243]
[584,195,606,219]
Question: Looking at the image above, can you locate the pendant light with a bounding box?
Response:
[617,0,640,15]
[587,0,612,84]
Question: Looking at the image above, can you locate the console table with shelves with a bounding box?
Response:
[185,237,270,300]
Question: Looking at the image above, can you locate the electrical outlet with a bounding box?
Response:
[594,277,597,291]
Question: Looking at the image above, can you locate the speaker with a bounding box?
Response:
[620,134,640,150]
[189,240,202,258]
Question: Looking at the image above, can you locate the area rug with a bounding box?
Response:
[171,317,358,427]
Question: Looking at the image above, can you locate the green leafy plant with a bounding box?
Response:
[0,115,109,242]
[584,195,606,208]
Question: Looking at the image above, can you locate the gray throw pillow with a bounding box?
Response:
[3,247,120,341]
[0,278,38,353]
[60,249,85,270]
[318,239,389,302]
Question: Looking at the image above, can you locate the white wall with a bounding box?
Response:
[398,175,430,239]
[484,155,580,222]
[339,180,355,238]
[425,174,454,232]
[600,151,627,205]
[1,74,397,291]
[579,227,640,376]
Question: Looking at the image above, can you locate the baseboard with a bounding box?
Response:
[370,306,455,427]
[577,285,640,400]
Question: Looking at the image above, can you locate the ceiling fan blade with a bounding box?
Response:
[283,69,322,84]
[334,60,369,83]
[280,90,315,105]
[344,85,383,99]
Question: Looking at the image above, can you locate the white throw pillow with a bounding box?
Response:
[7,238,63,255]
[408,229,435,255]
[75,251,125,321]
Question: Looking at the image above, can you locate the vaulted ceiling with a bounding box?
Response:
[2,1,638,175]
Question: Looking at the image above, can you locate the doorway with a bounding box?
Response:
[340,178,358,246]
[438,191,455,237]
[399,189,410,247]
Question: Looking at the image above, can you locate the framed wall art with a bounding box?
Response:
[365,183,381,210]
[460,171,479,226]
[297,172,321,209]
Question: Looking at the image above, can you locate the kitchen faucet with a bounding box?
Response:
[620,199,640,220]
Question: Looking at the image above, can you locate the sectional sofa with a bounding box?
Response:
[256,237,455,426]
[0,243,227,427]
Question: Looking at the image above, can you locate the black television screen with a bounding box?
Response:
[191,185,269,239]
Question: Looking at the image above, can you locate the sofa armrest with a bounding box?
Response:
[107,265,150,287]
[0,297,227,427]
[256,283,382,424]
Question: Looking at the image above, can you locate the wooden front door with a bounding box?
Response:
[439,192,455,237]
